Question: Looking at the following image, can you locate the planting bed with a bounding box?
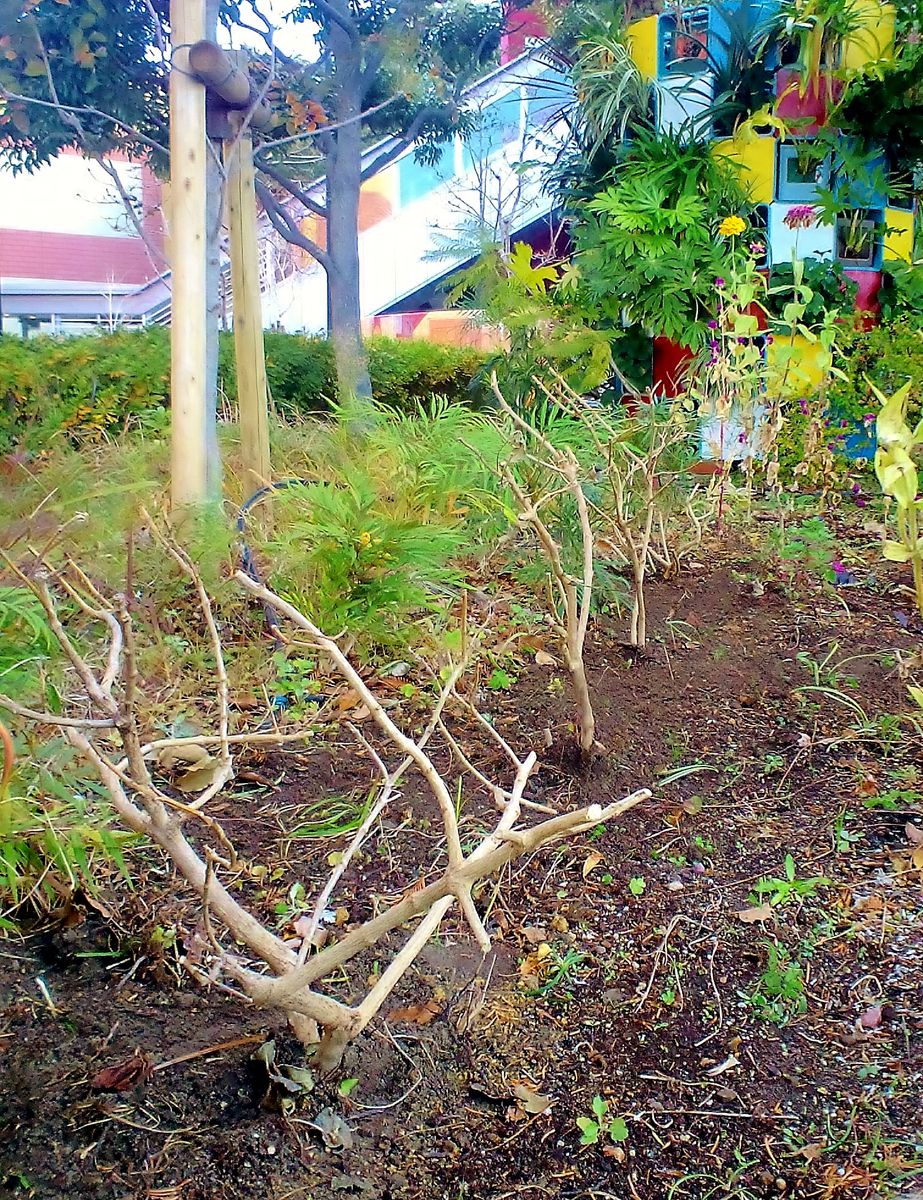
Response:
[1,527,922,1200]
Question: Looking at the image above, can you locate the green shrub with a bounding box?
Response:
[828,318,923,426]
[0,329,490,449]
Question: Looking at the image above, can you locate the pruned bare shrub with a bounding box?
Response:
[0,528,648,1070]
[490,375,598,758]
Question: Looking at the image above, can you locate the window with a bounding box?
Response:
[398,142,455,207]
[777,142,830,202]
[661,8,710,72]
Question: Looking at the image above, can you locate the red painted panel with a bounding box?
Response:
[774,68,842,134]
[844,268,881,327]
[0,227,159,285]
[653,336,694,397]
[500,5,548,62]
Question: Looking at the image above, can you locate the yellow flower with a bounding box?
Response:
[718,215,746,238]
[357,530,372,548]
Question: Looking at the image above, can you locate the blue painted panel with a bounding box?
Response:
[777,142,831,202]
[833,144,888,209]
[658,7,711,75]
[526,67,570,127]
[398,142,454,207]
[463,91,522,171]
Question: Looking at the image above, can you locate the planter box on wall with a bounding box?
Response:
[774,69,842,135]
[884,207,914,262]
[776,142,830,202]
[655,71,714,138]
[835,211,883,270]
[714,136,776,205]
[841,0,896,70]
[658,7,711,75]
[627,15,659,77]
[767,203,836,266]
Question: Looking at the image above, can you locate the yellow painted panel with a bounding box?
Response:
[884,207,913,262]
[626,16,658,78]
[766,334,828,396]
[361,170,395,206]
[842,1,895,69]
[714,136,775,205]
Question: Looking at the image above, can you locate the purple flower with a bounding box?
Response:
[749,241,766,256]
[827,442,836,450]
[708,320,718,329]
[798,398,809,414]
[783,204,817,230]
[709,339,719,350]
[738,432,748,442]
[851,482,861,495]
[863,413,875,422]
[831,559,845,573]
[765,335,774,345]
[715,277,726,288]
[840,418,849,428]
[856,497,867,507]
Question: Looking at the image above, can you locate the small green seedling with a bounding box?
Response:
[338,1077,360,1097]
[749,941,807,1025]
[628,876,646,897]
[750,854,828,908]
[577,1095,629,1146]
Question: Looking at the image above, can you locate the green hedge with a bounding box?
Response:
[0,327,490,450]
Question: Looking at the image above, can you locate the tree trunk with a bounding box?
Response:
[325,25,373,406]
[204,0,222,496]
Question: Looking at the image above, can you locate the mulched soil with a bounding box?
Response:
[2,524,922,1200]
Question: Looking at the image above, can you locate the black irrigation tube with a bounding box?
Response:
[237,477,307,643]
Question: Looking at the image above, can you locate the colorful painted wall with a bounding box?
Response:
[624,0,910,396]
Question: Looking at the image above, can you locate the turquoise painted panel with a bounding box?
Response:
[526,67,569,127]
[463,91,523,171]
[397,142,454,207]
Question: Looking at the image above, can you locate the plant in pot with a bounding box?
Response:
[775,0,867,99]
[835,208,877,265]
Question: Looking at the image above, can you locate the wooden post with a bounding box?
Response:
[224,114,271,497]
[169,0,208,508]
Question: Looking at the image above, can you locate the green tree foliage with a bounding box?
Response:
[0,0,168,171]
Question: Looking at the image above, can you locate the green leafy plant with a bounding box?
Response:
[577,1095,629,1146]
[574,131,750,348]
[750,854,829,907]
[872,379,923,617]
[765,516,838,586]
[749,940,807,1024]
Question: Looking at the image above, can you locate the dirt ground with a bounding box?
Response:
[2,524,922,1200]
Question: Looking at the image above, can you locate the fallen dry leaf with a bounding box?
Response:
[512,1083,553,1115]
[534,649,557,667]
[520,925,547,945]
[705,1054,740,1077]
[386,999,442,1026]
[735,903,773,924]
[799,1142,825,1162]
[91,1052,152,1092]
[582,851,604,879]
[905,822,923,846]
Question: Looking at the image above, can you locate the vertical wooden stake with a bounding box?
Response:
[169,0,208,509]
[224,119,271,497]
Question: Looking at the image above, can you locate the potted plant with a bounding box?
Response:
[835,208,876,265]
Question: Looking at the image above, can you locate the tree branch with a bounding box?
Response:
[360,107,442,181]
[311,0,360,42]
[254,179,332,274]
[255,157,328,219]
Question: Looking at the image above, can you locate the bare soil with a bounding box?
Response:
[2,529,922,1200]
